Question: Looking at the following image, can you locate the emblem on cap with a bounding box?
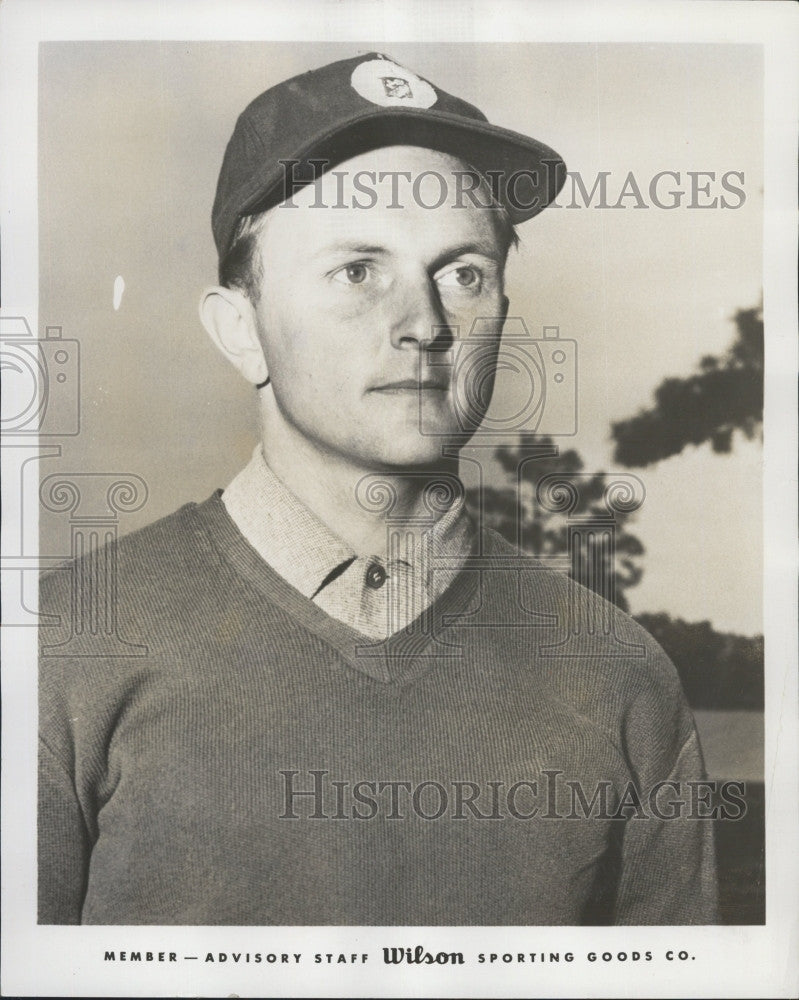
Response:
[350,57,437,109]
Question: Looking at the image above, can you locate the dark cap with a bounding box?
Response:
[212,52,566,258]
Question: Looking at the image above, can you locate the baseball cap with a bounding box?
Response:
[212,52,567,258]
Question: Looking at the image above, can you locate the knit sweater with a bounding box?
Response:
[38,492,717,925]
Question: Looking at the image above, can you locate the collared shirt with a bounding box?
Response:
[222,446,474,640]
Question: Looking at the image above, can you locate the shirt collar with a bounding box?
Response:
[222,445,471,600]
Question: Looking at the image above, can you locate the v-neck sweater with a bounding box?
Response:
[38,492,717,925]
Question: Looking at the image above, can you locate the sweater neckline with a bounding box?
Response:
[191,491,484,685]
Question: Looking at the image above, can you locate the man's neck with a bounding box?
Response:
[258,424,460,558]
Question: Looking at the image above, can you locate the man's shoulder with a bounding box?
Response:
[480,525,623,609]
[478,526,682,692]
[38,493,231,637]
[38,493,239,713]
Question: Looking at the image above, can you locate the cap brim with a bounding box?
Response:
[237,107,566,226]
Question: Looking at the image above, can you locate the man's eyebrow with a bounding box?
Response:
[312,240,503,268]
[429,242,504,271]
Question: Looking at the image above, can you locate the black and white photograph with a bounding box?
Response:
[1,1,797,997]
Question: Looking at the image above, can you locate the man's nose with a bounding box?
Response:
[388,277,452,350]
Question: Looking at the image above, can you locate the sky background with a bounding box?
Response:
[37,41,763,634]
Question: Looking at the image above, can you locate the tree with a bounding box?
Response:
[612,303,763,467]
[468,434,645,611]
[634,613,764,710]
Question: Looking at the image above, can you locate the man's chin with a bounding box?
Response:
[360,434,466,472]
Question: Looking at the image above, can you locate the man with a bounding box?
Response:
[38,52,717,925]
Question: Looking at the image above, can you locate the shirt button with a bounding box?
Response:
[365,562,387,589]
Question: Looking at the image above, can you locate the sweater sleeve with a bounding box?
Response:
[612,727,719,925]
[38,736,91,924]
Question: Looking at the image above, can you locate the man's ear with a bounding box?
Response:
[199,286,268,386]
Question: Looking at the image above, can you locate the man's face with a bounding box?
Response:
[250,145,508,470]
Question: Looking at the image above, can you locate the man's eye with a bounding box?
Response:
[437,265,481,289]
[332,263,370,285]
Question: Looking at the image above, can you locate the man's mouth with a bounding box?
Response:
[369,379,448,394]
